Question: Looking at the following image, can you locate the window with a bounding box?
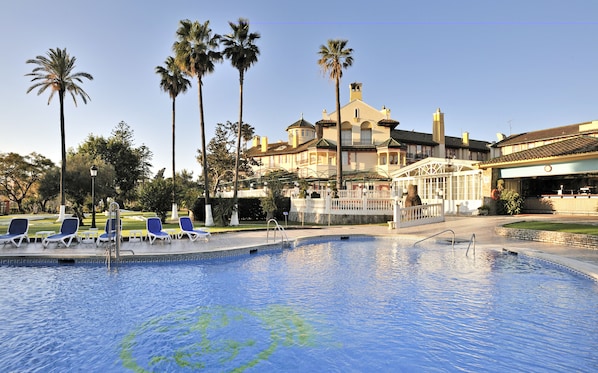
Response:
[360,128,372,145]
[341,129,352,145]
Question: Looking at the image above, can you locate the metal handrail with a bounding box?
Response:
[465,233,476,256]
[105,201,121,269]
[266,219,288,244]
[413,229,455,249]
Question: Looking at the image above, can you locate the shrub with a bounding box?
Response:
[498,189,524,215]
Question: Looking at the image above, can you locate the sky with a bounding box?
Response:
[1,0,597,179]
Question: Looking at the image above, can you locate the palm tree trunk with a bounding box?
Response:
[198,78,214,226]
[335,76,343,190]
[230,71,244,226]
[171,97,178,220]
[58,90,67,221]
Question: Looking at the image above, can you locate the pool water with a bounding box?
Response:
[0,238,597,372]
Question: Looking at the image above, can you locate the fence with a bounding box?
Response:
[290,194,393,225]
[392,203,445,228]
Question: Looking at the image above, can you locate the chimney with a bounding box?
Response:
[462,131,469,146]
[261,136,268,152]
[432,108,445,144]
[315,122,323,139]
[433,108,446,158]
[251,136,260,148]
[349,82,362,101]
[380,106,391,119]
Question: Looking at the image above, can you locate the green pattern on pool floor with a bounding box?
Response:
[120,305,318,372]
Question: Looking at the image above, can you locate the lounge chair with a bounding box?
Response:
[146,217,171,245]
[43,217,80,248]
[0,218,30,248]
[178,216,210,242]
[96,218,122,247]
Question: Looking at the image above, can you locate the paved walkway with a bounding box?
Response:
[1,215,597,280]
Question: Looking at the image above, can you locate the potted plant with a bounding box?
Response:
[478,204,490,216]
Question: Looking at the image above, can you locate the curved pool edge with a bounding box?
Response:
[504,247,598,282]
[2,232,598,283]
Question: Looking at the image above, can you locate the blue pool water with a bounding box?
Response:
[0,238,597,372]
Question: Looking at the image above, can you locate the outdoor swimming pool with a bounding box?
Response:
[0,237,597,372]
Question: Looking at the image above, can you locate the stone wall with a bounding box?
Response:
[495,226,598,250]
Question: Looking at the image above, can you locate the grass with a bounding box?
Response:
[504,221,598,236]
[0,211,283,236]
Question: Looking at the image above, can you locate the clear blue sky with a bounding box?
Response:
[1,0,596,179]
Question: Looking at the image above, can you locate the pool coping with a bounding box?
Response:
[2,231,597,284]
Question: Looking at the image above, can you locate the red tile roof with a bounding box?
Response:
[479,136,598,167]
[495,121,597,147]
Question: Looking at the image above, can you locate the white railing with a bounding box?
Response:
[336,190,392,199]
[393,203,445,228]
[293,196,393,216]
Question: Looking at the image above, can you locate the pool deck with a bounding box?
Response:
[1,214,597,280]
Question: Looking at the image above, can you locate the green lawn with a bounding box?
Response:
[0,212,278,236]
[504,221,598,236]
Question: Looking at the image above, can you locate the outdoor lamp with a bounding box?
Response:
[90,165,98,229]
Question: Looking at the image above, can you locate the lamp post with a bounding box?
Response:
[90,165,98,229]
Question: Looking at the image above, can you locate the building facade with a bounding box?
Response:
[245,83,491,193]
[477,120,598,214]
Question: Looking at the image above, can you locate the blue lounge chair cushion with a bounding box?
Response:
[146,217,171,245]
[0,218,29,248]
[178,217,210,242]
[43,218,79,248]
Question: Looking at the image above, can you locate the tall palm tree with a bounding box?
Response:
[173,19,221,226]
[156,56,191,220]
[317,39,353,190]
[221,17,260,226]
[25,47,93,221]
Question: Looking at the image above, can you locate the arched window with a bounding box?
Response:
[360,122,372,145]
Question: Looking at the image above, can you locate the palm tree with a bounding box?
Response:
[156,56,191,220]
[173,19,222,226]
[221,18,260,226]
[25,47,93,221]
[317,39,353,190]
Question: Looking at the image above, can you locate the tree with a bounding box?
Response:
[196,121,239,196]
[173,19,222,226]
[317,40,353,190]
[240,122,256,151]
[176,169,200,212]
[156,56,191,220]
[0,152,54,213]
[139,170,173,222]
[63,153,115,224]
[260,172,284,221]
[37,166,60,213]
[136,144,154,188]
[25,47,93,221]
[77,122,144,207]
[221,18,260,226]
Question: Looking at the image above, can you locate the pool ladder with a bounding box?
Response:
[413,229,476,256]
[104,202,121,269]
[104,202,135,269]
[266,219,289,246]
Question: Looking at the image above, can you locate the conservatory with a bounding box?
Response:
[391,157,485,215]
